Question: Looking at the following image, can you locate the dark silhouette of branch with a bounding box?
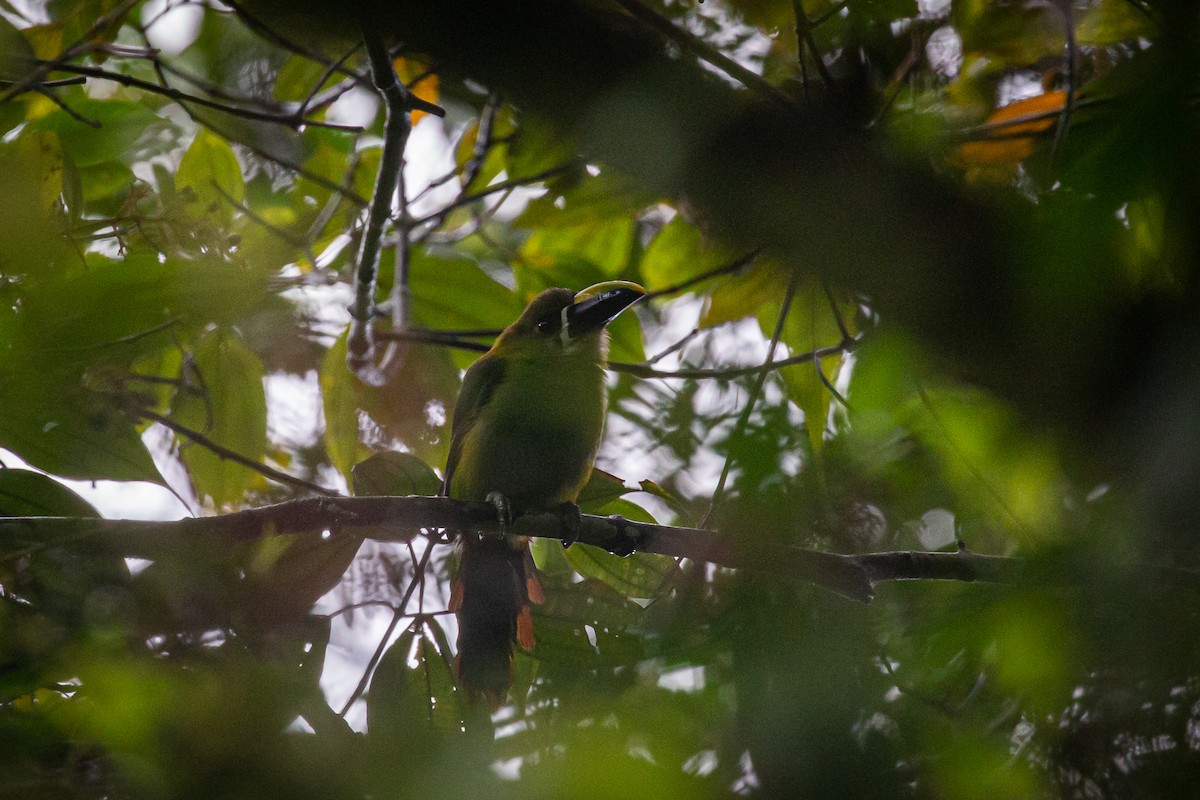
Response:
[405,163,577,233]
[0,0,139,103]
[346,28,446,383]
[135,408,336,497]
[611,337,858,379]
[372,325,858,378]
[11,497,1200,605]
[0,76,86,90]
[643,250,760,301]
[791,0,834,92]
[39,60,363,132]
[0,495,1038,604]
[611,0,793,108]
[701,266,800,527]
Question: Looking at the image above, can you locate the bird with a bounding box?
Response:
[442,281,644,709]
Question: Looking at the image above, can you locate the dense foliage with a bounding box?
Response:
[1,0,1199,797]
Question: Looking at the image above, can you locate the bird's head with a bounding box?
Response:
[498,281,644,358]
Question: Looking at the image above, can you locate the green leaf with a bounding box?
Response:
[506,114,577,177]
[520,218,637,277]
[76,160,135,212]
[576,466,631,511]
[0,468,98,517]
[701,258,783,328]
[319,328,457,477]
[0,377,163,483]
[564,496,671,597]
[0,131,65,266]
[606,308,646,364]
[408,249,523,331]
[245,531,362,625]
[274,55,334,103]
[640,215,736,293]
[319,333,368,480]
[170,327,267,508]
[1077,0,1154,47]
[29,99,175,168]
[515,169,652,230]
[0,13,35,81]
[366,626,464,749]
[351,452,441,497]
[564,544,673,599]
[533,578,644,668]
[177,128,246,215]
[761,275,855,454]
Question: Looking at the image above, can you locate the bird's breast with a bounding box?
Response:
[450,358,606,510]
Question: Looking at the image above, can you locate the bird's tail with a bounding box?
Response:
[449,536,544,709]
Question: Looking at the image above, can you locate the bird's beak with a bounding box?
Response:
[563,281,645,338]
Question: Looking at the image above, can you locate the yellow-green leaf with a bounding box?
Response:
[177,128,245,215]
[171,328,267,508]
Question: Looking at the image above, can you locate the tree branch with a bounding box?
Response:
[611,0,793,108]
[346,27,445,384]
[136,407,335,497]
[0,495,1049,604]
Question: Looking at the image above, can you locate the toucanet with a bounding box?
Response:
[443,281,644,708]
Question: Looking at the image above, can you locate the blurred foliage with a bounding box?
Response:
[1,0,1199,797]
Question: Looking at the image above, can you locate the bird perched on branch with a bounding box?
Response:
[443,281,644,709]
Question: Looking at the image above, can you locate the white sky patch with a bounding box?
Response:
[658,664,705,692]
[404,118,459,217]
[0,443,190,521]
[318,601,399,732]
[998,72,1048,107]
[918,508,956,549]
[140,0,203,57]
[266,370,323,449]
[918,0,952,18]
[926,26,963,79]
[325,87,379,130]
[281,282,354,344]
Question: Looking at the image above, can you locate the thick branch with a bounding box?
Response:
[0,495,1046,604]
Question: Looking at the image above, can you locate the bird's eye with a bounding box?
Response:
[536,319,554,335]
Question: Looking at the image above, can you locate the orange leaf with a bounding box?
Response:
[392,57,440,126]
[955,90,1067,167]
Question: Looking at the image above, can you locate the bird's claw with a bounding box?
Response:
[551,502,582,548]
[606,514,640,557]
[486,491,514,533]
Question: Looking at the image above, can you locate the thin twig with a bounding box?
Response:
[612,338,856,380]
[406,164,576,232]
[31,85,101,126]
[647,327,702,365]
[643,250,760,300]
[338,541,436,715]
[612,0,794,108]
[223,0,368,86]
[39,60,363,132]
[0,0,140,104]
[0,76,86,89]
[1051,0,1077,157]
[700,267,801,528]
[346,26,420,383]
[792,0,834,91]
[135,407,336,497]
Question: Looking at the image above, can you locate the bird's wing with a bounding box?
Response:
[441,352,508,496]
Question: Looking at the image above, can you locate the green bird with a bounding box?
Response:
[443,281,644,708]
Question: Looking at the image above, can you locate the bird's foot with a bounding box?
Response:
[606,514,641,557]
[550,502,582,548]
[486,491,514,534]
